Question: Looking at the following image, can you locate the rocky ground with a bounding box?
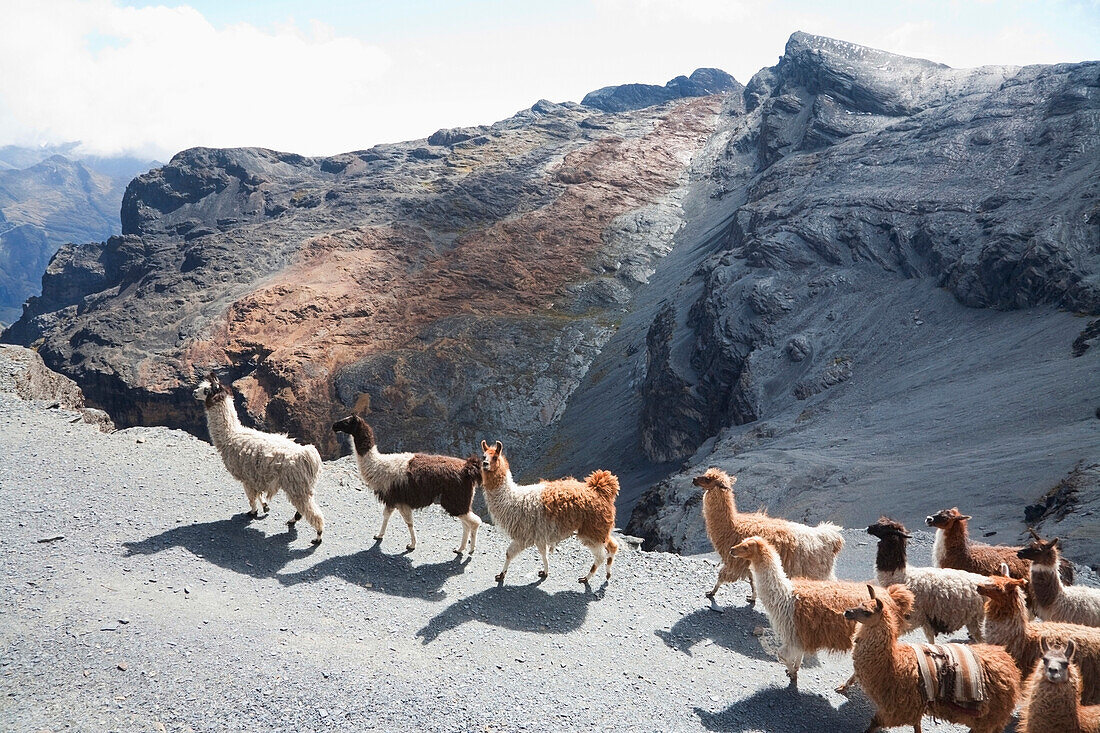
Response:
[4,385,1097,733]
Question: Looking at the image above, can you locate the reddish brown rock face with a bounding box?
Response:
[190,99,720,457]
[14,95,723,459]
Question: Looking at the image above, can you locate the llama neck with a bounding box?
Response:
[481,470,521,521]
[983,594,1029,654]
[350,430,374,456]
[481,463,512,493]
[874,537,907,575]
[703,488,738,524]
[1029,563,1062,608]
[204,395,241,447]
[853,617,902,678]
[747,547,794,606]
[355,445,384,471]
[943,520,970,557]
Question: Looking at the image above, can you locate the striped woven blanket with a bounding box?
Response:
[908,643,985,707]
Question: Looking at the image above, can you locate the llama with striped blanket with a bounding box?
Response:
[847,585,1019,733]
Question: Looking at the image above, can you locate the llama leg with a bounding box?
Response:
[705,564,725,598]
[397,504,416,550]
[465,512,481,554]
[835,672,857,695]
[922,624,936,644]
[245,485,261,517]
[777,644,803,686]
[966,623,982,642]
[454,512,482,555]
[375,505,394,541]
[287,510,302,527]
[745,572,756,607]
[496,540,527,583]
[580,541,606,584]
[297,497,325,545]
[455,519,471,555]
[604,538,618,580]
[536,545,550,578]
[261,487,275,515]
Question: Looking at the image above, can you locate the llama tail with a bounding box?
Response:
[585,470,619,501]
[303,445,322,483]
[886,583,916,619]
[817,522,845,555]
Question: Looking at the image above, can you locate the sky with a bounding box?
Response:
[1,0,1097,160]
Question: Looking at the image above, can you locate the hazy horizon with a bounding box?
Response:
[2,0,1098,160]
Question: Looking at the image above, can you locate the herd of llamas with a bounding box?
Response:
[192,373,1100,732]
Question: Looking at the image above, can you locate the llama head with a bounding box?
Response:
[479,440,507,477]
[975,574,1029,617]
[1017,529,1060,566]
[925,506,970,529]
[462,455,483,486]
[843,584,912,628]
[867,516,911,541]
[331,415,374,453]
[1039,639,1076,683]
[193,372,230,407]
[844,585,885,624]
[729,536,771,562]
[692,467,735,492]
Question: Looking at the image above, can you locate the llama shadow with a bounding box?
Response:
[695,685,871,732]
[655,606,774,662]
[121,514,317,578]
[275,540,470,601]
[416,582,606,644]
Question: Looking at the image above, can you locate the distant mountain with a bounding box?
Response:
[5,34,1099,564]
[582,68,741,112]
[0,146,157,323]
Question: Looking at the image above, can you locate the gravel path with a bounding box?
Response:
[3,394,1092,732]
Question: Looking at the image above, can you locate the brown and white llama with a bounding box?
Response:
[926,506,1074,584]
[332,415,482,554]
[1019,639,1100,733]
[846,584,1019,733]
[729,536,875,690]
[977,569,1100,704]
[194,373,325,544]
[694,467,844,605]
[478,440,619,584]
[1018,530,1100,627]
[867,517,987,643]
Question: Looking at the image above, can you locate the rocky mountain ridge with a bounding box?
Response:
[5,90,725,466]
[4,32,1098,565]
[0,146,156,322]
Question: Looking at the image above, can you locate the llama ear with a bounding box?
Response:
[1040,637,1050,654]
[874,597,883,613]
[959,514,972,521]
[494,440,503,455]
[866,584,877,600]
[1066,638,1076,661]
[1051,537,1060,548]
[480,440,489,452]
[1028,527,1042,541]
[999,562,1011,577]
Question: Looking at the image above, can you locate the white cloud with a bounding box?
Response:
[0,0,391,157]
[0,1,1096,161]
